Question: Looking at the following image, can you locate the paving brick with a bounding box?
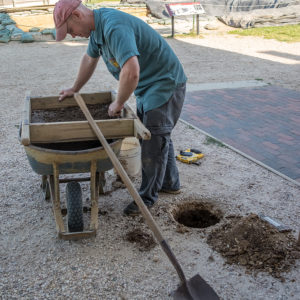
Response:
[181,86,300,181]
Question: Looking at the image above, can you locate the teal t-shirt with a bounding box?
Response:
[87,8,187,112]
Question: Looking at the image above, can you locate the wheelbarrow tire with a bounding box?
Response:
[66,181,84,232]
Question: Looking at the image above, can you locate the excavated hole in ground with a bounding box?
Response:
[171,201,222,228]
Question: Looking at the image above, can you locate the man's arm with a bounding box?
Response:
[108,56,139,116]
[59,53,99,101]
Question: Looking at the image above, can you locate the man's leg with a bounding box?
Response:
[123,83,186,216]
[138,133,171,204]
[161,139,181,193]
[123,133,171,216]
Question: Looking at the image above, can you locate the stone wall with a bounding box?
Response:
[0,10,55,43]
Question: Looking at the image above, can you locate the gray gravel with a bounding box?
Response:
[1,35,299,299]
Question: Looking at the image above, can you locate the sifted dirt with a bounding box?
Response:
[207,214,300,279]
[31,103,118,123]
[33,140,103,150]
[125,228,157,252]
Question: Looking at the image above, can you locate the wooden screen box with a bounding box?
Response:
[20,91,151,146]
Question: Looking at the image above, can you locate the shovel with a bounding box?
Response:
[74,93,220,300]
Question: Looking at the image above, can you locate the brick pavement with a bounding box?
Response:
[181,85,300,182]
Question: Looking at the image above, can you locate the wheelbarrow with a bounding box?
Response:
[19,91,150,240]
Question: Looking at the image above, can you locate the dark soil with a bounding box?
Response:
[31,103,118,123]
[34,140,103,150]
[171,201,222,229]
[207,214,300,279]
[176,209,220,228]
[33,140,116,151]
[125,228,157,252]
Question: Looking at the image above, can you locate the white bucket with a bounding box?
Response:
[119,137,141,177]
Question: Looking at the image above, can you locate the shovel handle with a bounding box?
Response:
[74,93,187,284]
[74,94,163,240]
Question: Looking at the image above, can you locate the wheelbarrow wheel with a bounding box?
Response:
[66,181,84,232]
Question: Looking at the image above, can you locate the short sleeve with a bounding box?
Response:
[106,26,140,68]
[87,33,101,58]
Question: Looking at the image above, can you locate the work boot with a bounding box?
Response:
[159,188,181,195]
[123,200,154,216]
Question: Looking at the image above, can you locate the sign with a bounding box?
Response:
[165,2,205,17]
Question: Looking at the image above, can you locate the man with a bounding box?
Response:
[54,0,187,216]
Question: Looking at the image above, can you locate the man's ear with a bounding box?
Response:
[71,9,81,21]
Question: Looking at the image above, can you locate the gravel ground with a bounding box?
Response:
[0,24,299,299]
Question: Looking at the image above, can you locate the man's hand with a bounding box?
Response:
[108,101,124,117]
[59,88,76,101]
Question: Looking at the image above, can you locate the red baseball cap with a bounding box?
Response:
[53,0,82,41]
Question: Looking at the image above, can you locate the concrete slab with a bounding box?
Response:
[186,80,268,92]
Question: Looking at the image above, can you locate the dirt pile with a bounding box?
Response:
[207,214,300,279]
[125,228,157,252]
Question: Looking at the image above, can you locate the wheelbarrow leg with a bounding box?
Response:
[90,160,99,231]
[49,163,65,234]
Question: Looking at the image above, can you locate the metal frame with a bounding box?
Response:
[42,160,104,240]
[166,2,205,38]
[171,14,200,38]
[21,90,150,240]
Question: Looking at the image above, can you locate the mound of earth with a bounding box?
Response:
[207,214,300,279]
[125,228,157,251]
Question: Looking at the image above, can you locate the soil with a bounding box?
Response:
[31,103,116,123]
[33,140,118,151]
[207,214,300,279]
[125,228,157,252]
[172,201,222,228]
[176,209,220,228]
[10,14,55,32]
[33,140,101,150]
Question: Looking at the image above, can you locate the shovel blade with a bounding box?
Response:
[173,274,220,300]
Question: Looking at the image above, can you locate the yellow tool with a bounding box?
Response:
[176,148,204,165]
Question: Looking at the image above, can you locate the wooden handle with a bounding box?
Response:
[21,91,31,146]
[74,93,164,242]
[74,93,189,284]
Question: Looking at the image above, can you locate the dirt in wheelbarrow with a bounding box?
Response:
[207,214,300,280]
[31,103,119,123]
